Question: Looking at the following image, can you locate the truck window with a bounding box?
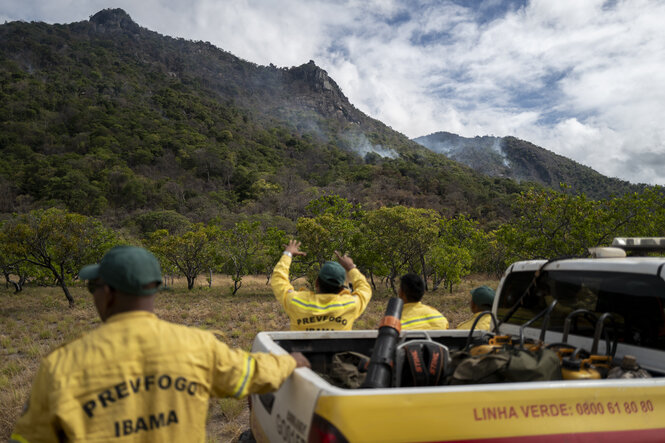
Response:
[497,270,665,350]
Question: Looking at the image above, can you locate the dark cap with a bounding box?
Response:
[79,246,162,296]
[471,285,495,308]
[318,261,346,287]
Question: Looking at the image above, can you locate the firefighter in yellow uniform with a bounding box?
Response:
[456,285,496,331]
[398,273,449,330]
[11,246,309,443]
[272,240,372,331]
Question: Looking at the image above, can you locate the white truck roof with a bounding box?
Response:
[506,256,665,276]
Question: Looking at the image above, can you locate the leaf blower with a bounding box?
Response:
[361,297,404,389]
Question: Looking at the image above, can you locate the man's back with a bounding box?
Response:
[397,274,449,331]
[271,250,372,331]
[456,311,493,331]
[401,302,449,330]
[12,311,295,442]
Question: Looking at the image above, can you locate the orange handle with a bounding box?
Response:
[379,315,402,332]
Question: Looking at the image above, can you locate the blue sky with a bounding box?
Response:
[3,0,665,185]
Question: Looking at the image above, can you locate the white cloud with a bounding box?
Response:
[2,0,665,184]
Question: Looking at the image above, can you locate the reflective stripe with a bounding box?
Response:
[402,315,444,327]
[232,355,255,398]
[290,297,356,312]
[10,434,29,443]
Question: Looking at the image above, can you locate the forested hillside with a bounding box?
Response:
[0,8,529,229]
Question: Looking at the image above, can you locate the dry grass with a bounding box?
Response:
[0,273,498,442]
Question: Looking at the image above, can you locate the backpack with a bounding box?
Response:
[394,334,451,387]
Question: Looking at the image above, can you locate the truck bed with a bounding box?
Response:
[250,329,665,442]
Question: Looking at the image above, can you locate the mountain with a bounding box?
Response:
[413,132,643,199]
[0,8,532,225]
[0,8,638,229]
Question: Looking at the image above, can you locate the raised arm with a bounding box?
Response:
[271,240,306,306]
[335,251,372,315]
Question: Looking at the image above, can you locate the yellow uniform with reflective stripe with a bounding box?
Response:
[272,255,372,330]
[401,302,449,330]
[10,311,296,443]
[457,311,493,330]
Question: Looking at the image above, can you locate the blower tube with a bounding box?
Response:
[361,297,404,389]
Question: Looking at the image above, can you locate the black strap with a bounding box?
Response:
[403,342,446,386]
[424,342,444,385]
[404,343,428,386]
[464,311,500,351]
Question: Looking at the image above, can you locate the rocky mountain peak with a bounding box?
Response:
[288,60,338,93]
[89,8,139,33]
[281,60,362,124]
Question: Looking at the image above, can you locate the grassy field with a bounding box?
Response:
[0,273,498,442]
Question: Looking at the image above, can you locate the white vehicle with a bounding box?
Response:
[248,238,665,442]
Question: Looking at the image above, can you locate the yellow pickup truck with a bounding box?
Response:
[248,239,665,442]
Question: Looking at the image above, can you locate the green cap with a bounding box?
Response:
[471,285,495,308]
[318,261,346,287]
[79,246,162,296]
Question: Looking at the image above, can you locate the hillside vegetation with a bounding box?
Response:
[1,8,528,227]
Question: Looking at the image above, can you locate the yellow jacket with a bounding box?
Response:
[457,311,493,331]
[401,302,449,330]
[11,311,296,443]
[272,255,372,330]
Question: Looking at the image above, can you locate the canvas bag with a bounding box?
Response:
[328,351,370,389]
[447,304,562,385]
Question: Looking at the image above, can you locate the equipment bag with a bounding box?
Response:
[448,302,562,385]
[449,346,561,384]
[328,351,370,389]
[400,341,446,387]
[393,331,451,387]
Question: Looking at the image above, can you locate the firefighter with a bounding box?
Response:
[398,273,449,330]
[456,285,496,330]
[11,246,309,443]
[272,240,372,331]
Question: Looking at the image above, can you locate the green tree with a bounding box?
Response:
[305,194,356,218]
[361,206,439,293]
[147,224,218,290]
[256,226,289,286]
[219,221,263,295]
[1,208,117,306]
[0,231,31,292]
[607,187,665,237]
[296,195,362,284]
[428,243,473,293]
[495,186,665,262]
[427,214,483,292]
[496,187,603,260]
[127,210,192,238]
[474,231,510,277]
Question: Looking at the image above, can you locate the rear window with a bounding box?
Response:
[497,270,665,350]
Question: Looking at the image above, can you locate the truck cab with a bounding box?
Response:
[249,238,665,442]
